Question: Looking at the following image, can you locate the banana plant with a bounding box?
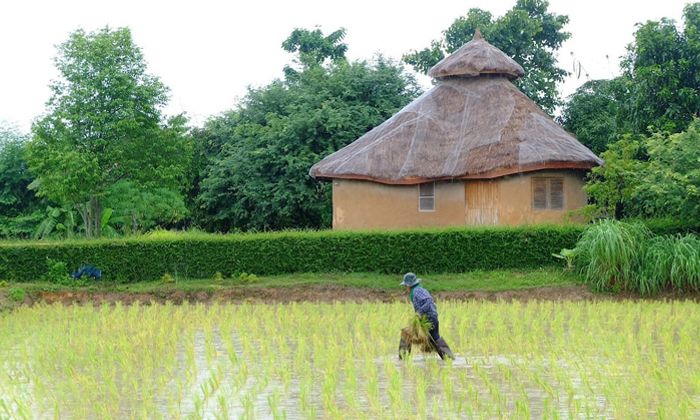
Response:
[552,248,577,270]
[33,204,79,240]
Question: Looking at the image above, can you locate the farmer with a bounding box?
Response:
[399,272,455,360]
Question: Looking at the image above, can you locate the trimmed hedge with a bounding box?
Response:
[1,221,696,283]
[0,226,582,282]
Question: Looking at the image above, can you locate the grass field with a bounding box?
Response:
[2,298,699,419]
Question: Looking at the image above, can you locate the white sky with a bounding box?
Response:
[0,0,690,132]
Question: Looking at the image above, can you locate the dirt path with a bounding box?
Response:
[24,284,698,307]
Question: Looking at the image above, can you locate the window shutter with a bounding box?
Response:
[532,178,547,210]
[550,178,564,210]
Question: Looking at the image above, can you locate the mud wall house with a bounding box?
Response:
[310,30,604,230]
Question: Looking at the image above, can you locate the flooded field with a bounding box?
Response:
[1,299,699,419]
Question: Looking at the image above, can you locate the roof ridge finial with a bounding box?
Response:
[474,28,483,40]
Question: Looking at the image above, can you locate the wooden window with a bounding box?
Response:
[419,182,435,212]
[532,177,564,210]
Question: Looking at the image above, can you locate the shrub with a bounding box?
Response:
[45,258,74,285]
[9,287,25,302]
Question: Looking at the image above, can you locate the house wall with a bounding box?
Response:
[331,170,588,230]
[491,170,588,225]
[332,179,465,230]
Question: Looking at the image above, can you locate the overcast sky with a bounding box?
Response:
[0,0,690,132]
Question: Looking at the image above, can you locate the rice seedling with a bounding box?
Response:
[0,299,699,418]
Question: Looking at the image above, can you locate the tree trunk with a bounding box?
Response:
[81,196,103,239]
[74,200,92,239]
[93,197,102,238]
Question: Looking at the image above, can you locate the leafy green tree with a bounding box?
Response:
[571,4,700,221]
[558,79,624,155]
[621,4,700,134]
[403,0,570,114]
[184,124,236,225]
[282,28,348,71]
[584,136,647,219]
[637,120,700,219]
[585,120,700,220]
[26,27,191,238]
[196,29,421,232]
[0,123,45,237]
[104,180,188,234]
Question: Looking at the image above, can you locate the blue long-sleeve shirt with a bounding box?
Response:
[410,286,438,321]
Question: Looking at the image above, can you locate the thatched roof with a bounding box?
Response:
[310,33,603,185]
[429,29,525,80]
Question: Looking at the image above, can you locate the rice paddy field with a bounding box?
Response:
[1,299,699,419]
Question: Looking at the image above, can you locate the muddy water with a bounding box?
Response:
[16,328,621,420]
[4,300,699,419]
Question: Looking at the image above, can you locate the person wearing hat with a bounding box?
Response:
[399,272,455,360]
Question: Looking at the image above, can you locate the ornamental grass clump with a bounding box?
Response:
[401,314,434,352]
[641,234,700,294]
[669,234,700,292]
[575,219,700,295]
[574,219,650,292]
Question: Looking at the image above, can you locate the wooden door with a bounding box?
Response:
[466,180,499,225]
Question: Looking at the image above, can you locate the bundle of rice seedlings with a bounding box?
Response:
[401,314,434,353]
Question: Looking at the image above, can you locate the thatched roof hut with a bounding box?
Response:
[310,29,603,185]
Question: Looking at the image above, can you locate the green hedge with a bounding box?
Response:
[0,225,583,282]
[1,221,696,283]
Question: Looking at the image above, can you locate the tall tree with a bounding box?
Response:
[196,29,421,232]
[282,27,348,72]
[621,4,700,134]
[558,79,624,155]
[26,27,191,238]
[403,0,570,114]
[562,4,700,220]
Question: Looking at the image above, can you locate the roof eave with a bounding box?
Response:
[311,161,601,185]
